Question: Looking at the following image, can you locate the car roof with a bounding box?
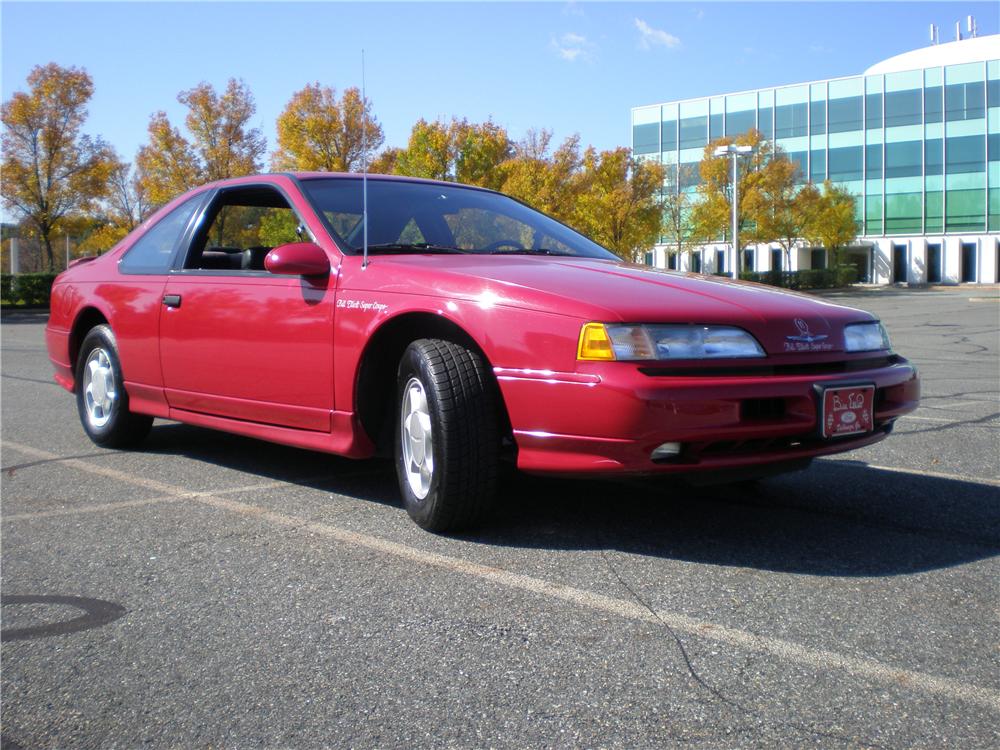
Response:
[200,172,498,194]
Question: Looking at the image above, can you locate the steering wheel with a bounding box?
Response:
[482,239,525,253]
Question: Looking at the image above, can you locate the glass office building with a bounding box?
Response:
[631,35,1000,284]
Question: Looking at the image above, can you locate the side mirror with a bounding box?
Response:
[264,242,330,277]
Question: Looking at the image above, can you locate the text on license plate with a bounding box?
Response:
[821,385,875,438]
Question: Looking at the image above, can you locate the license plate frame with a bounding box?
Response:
[817,383,876,439]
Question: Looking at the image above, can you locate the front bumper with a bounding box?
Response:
[498,355,919,475]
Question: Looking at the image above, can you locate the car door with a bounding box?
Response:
[158,181,338,432]
[109,192,209,416]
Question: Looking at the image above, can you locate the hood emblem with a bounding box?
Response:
[786,318,828,343]
[783,318,833,352]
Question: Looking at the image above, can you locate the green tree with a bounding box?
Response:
[272,83,384,172]
[571,148,665,261]
[1,63,115,270]
[801,180,858,265]
[137,78,265,206]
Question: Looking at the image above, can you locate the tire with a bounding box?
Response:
[394,339,500,532]
[75,325,152,448]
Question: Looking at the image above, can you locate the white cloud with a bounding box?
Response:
[551,32,592,62]
[635,18,681,51]
[562,1,585,17]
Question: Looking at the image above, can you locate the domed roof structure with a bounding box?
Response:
[864,34,999,75]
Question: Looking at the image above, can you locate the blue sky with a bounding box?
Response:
[2,1,998,166]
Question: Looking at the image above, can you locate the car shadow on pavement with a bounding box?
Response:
[480,462,1000,577]
[140,423,999,578]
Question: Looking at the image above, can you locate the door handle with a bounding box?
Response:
[162,294,182,308]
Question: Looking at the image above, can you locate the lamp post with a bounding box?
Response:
[713,144,754,280]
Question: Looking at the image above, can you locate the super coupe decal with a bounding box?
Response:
[337,298,389,315]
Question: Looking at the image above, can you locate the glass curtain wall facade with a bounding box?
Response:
[633,53,1000,282]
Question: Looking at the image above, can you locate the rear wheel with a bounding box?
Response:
[76,325,152,448]
[394,339,500,532]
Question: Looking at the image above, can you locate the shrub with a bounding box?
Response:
[1,273,59,306]
[739,266,857,290]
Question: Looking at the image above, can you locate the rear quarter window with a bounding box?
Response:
[119,196,202,274]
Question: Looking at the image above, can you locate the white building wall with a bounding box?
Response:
[651,234,999,284]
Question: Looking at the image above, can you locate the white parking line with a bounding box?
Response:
[862,463,1000,487]
[3,439,999,712]
[1,479,320,522]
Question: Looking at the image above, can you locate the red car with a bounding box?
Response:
[45,173,920,531]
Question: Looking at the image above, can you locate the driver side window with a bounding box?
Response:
[186,186,310,272]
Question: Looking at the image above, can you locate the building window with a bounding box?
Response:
[715,249,726,274]
[885,141,922,178]
[810,150,827,183]
[690,251,702,273]
[633,123,659,155]
[771,248,782,271]
[945,80,986,122]
[742,248,755,273]
[829,146,863,182]
[667,252,678,270]
[644,251,654,266]
[810,248,827,269]
[865,93,883,129]
[884,69,922,128]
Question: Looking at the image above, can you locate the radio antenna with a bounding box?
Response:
[362,48,369,269]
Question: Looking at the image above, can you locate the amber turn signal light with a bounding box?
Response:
[577,323,616,361]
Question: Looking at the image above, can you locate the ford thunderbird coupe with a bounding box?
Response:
[46,173,920,531]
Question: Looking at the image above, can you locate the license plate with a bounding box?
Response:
[820,384,875,439]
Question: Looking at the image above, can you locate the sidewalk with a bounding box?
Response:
[810,283,1000,298]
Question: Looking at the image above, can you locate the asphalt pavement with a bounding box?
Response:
[2,286,998,749]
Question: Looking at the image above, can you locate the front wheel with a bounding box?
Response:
[394,339,500,532]
[75,325,152,448]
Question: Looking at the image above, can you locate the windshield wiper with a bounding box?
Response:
[487,247,574,256]
[354,242,465,254]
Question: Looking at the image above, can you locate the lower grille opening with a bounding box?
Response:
[741,397,787,421]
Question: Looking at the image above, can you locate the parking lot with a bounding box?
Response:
[2,287,998,749]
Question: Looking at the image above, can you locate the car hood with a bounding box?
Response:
[355,255,877,355]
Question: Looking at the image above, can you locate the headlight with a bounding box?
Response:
[578,323,765,361]
[844,322,891,352]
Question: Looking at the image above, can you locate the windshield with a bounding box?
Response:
[299,177,619,261]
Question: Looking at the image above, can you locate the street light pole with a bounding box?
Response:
[713,144,754,280]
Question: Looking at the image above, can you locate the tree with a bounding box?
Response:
[137,78,265,206]
[571,148,665,261]
[392,118,512,188]
[660,164,699,269]
[79,158,151,252]
[134,111,199,206]
[271,83,384,173]
[370,146,403,175]
[743,152,803,271]
[801,181,858,265]
[500,132,586,224]
[1,63,115,270]
[393,119,454,181]
[689,129,773,256]
[451,120,513,190]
